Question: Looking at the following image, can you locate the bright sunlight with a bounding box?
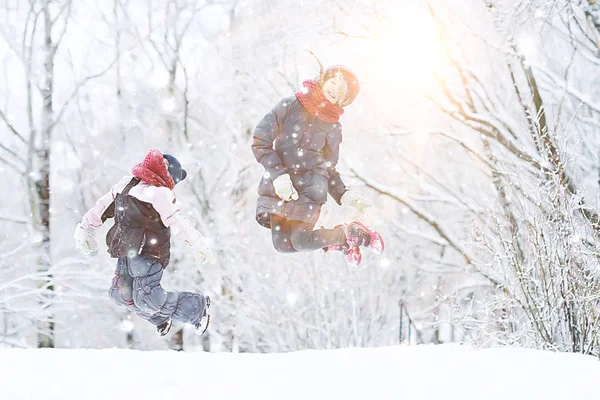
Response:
[369,4,449,91]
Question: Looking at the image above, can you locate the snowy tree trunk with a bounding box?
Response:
[35,0,56,349]
[166,58,179,146]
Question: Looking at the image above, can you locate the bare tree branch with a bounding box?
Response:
[0,109,28,145]
[50,58,118,130]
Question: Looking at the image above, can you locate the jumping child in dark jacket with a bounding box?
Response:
[74,149,214,336]
[252,62,384,266]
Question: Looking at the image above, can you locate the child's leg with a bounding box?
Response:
[288,221,346,252]
[109,258,169,325]
[270,215,297,253]
[108,257,138,312]
[339,221,385,255]
[126,255,208,326]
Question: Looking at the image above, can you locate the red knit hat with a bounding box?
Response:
[132,149,175,190]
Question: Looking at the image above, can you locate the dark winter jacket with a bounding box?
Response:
[102,178,172,268]
[252,96,347,228]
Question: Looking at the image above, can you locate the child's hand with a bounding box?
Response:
[272,174,299,202]
[73,223,99,255]
[341,191,371,215]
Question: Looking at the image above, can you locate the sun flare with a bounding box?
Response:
[371,5,449,91]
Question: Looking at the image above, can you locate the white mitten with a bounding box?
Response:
[193,241,216,265]
[341,191,371,215]
[272,173,299,201]
[73,223,99,255]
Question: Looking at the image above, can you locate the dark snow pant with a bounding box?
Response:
[108,255,207,326]
[270,215,347,253]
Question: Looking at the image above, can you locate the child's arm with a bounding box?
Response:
[151,187,214,264]
[251,97,291,180]
[74,176,131,255]
[324,128,371,215]
[151,187,201,245]
[79,176,131,230]
[323,128,348,205]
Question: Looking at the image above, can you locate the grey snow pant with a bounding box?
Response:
[270,215,347,253]
[108,255,207,327]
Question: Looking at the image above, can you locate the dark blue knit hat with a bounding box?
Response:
[162,154,187,185]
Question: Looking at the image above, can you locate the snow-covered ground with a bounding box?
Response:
[1,344,599,399]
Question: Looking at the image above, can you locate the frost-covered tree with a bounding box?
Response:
[4,0,598,354]
[0,0,76,348]
[332,0,600,354]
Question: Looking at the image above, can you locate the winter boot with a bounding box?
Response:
[156,319,172,337]
[323,224,363,267]
[340,221,385,255]
[194,295,211,336]
[324,243,362,266]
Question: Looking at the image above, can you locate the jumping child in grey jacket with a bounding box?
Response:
[252,62,384,266]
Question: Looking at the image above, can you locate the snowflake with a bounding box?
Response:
[151,69,170,89]
[161,97,176,113]
[121,319,134,333]
[286,292,298,306]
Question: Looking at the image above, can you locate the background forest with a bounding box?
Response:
[1,0,600,355]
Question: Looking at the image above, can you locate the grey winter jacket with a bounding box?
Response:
[252,96,347,228]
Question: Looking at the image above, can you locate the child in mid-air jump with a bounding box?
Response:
[74,149,215,336]
[251,58,384,266]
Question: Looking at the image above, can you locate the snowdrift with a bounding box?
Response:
[1,344,599,399]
